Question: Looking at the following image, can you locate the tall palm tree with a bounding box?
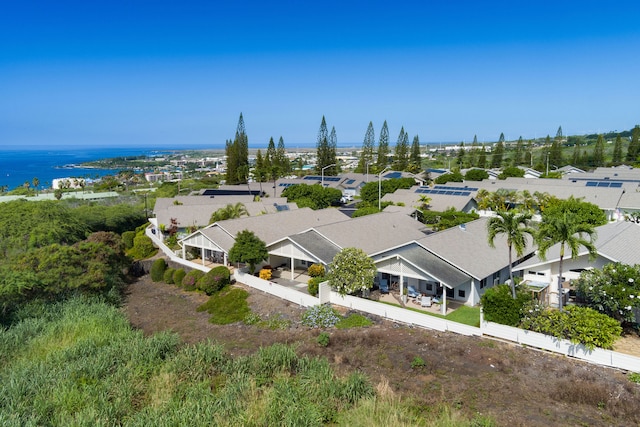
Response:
[536,211,597,310]
[487,210,536,298]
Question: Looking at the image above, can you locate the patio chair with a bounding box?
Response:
[421,295,432,307]
[379,279,389,294]
[407,285,420,298]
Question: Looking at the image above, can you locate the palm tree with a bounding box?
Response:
[32,177,39,195]
[487,210,536,298]
[210,202,249,224]
[536,211,597,310]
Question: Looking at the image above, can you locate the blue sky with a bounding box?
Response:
[2,1,640,149]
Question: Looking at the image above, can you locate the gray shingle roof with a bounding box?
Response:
[375,243,471,288]
[416,217,535,280]
[288,230,342,264]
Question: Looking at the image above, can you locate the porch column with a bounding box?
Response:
[223,252,227,266]
[441,288,447,315]
[399,272,405,297]
[290,256,295,280]
[182,246,186,260]
[201,247,205,266]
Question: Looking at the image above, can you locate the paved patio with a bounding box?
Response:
[378,293,462,316]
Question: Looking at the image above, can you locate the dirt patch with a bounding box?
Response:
[123,276,640,427]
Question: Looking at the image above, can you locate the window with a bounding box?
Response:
[480,278,487,289]
[426,283,433,291]
[458,289,466,298]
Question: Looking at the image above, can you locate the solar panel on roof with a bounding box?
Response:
[275,205,290,211]
[344,179,355,185]
[610,182,623,188]
[303,175,321,180]
[383,172,403,179]
[586,182,598,187]
[461,191,471,196]
[597,182,609,187]
[445,191,454,195]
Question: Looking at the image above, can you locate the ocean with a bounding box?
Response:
[0,146,172,191]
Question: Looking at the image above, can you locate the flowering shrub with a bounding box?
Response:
[575,263,640,323]
[172,269,186,286]
[307,264,325,278]
[520,305,622,350]
[259,269,272,280]
[301,304,340,328]
[181,270,204,291]
[197,266,230,295]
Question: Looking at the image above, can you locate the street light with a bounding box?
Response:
[321,163,336,187]
[365,161,371,183]
[378,166,392,211]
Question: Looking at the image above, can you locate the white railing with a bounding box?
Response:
[481,320,640,373]
[328,291,481,337]
[235,268,320,307]
[146,227,209,272]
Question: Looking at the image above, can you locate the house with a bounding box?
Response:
[178,207,349,268]
[514,221,640,306]
[374,217,534,312]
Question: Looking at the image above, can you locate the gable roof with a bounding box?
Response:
[514,221,640,271]
[416,217,535,280]
[288,230,342,264]
[311,211,429,255]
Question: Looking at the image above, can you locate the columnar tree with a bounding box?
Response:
[376,120,390,171]
[316,116,337,175]
[328,126,340,174]
[393,126,409,171]
[327,247,377,296]
[477,144,487,168]
[612,135,623,165]
[357,122,375,174]
[593,134,605,167]
[276,136,291,174]
[513,137,524,166]
[626,125,640,163]
[456,142,466,168]
[225,113,249,184]
[487,210,535,298]
[491,138,504,168]
[409,134,421,173]
[469,135,480,167]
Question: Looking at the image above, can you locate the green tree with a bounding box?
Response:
[228,230,268,274]
[487,210,536,298]
[513,137,524,166]
[477,144,487,168]
[316,116,337,175]
[626,125,640,163]
[498,166,525,180]
[376,120,390,171]
[409,134,421,173]
[456,142,466,168]
[393,127,409,171]
[225,113,249,184]
[357,121,376,173]
[281,184,341,209]
[434,171,463,184]
[210,203,249,224]
[592,134,605,167]
[536,201,598,310]
[328,126,340,174]
[612,135,623,165]
[327,247,377,296]
[464,168,489,181]
[275,136,290,174]
[491,140,504,168]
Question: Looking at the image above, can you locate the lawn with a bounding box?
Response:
[379,300,481,327]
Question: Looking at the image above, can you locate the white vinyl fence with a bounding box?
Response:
[481,320,640,373]
[235,268,320,308]
[146,227,209,272]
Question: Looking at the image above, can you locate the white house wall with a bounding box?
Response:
[181,233,224,252]
[269,240,319,263]
[375,256,431,281]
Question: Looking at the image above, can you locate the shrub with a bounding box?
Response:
[480,284,532,326]
[464,168,489,181]
[307,276,325,297]
[163,267,176,284]
[150,258,167,282]
[259,268,272,280]
[317,332,330,347]
[308,264,325,278]
[129,234,157,259]
[182,269,204,291]
[411,356,426,369]
[629,373,640,384]
[121,230,136,250]
[336,313,373,329]
[197,266,231,295]
[520,305,622,350]
[434,171,464,184]
[197,288,250,324]
[301,304,340,328]
[173,268,186,286]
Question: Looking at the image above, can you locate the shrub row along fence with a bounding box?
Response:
[153,235,640,373]
[480,318,640,373]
